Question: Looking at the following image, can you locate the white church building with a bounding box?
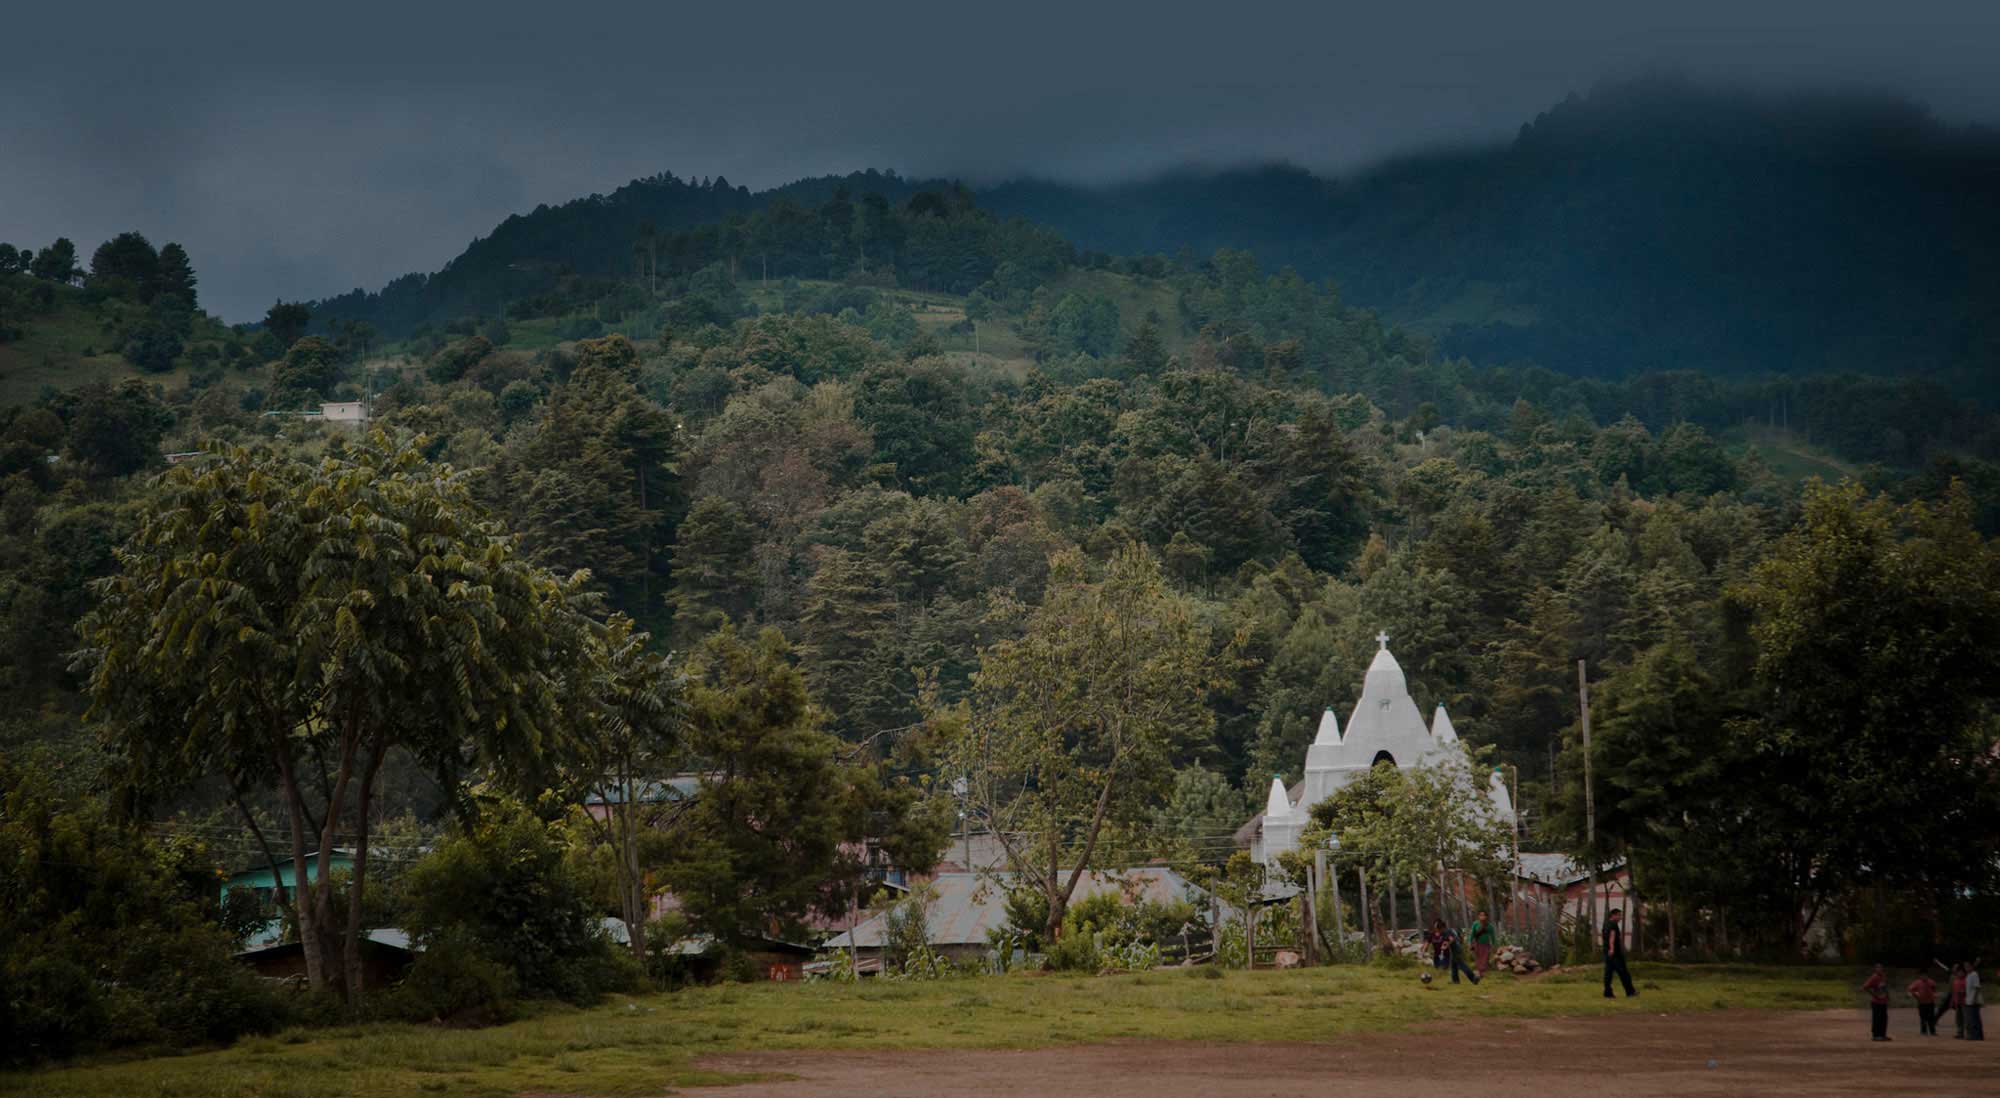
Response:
[1246,633,1515,864]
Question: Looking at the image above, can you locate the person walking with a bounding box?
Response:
[1441,922,1481,985]
[1468,909,1496,977]
[1602,907,1636,999]
[1863,963,1892,1041]
[1907,970,1939,1036]
[1427,919,1451,978]
[1968,964,1985,1041]
[1950,963,1969,1038]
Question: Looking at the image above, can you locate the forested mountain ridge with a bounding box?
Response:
[309,79,2000,386]
[983,79,2000,383]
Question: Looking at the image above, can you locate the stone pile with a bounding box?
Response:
[1491,944,1542,974]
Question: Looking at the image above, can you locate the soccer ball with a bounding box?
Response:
[1420,971,1433,984]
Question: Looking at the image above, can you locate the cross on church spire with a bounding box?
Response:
[1376,630,1390,650]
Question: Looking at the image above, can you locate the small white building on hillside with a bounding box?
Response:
[319,401,370,426]
[1245,633,1514,864]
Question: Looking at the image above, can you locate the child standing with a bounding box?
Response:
[1950,963,1969,1038]
[1863,963,1891,1041]
[1907,971,1939,1035]
[1468,909,1496,977]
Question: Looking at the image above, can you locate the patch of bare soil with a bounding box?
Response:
[696,1008,1994,1097]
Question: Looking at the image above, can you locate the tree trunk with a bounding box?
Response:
[276,750,325,992]
[1043,831,1064,943]
[342,741,387,1005]
[621,764,649,963]
[1045,754,1123,943]
[1299,891,1316,967]
[309,725,359,998]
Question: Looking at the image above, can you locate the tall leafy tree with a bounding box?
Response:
[77,434,588,1000]
[564,615,682,963]
[660,625,943,945]
[1293,756,1512,915]
[29,238,77,283]
[263,301,312,349]
[1729,480,2000,945]
[53,380,173,479]
[88,232,160,298]
[950,545,1219,940]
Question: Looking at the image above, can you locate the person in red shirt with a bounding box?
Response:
[1863,963,1892,1041]
[1907,972,1939,1035]
[1949,962,1970,1039]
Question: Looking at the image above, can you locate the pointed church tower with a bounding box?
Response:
[1259,775,1300,863]
[1487,767,1516,822]
[1264,774,1293,820]
[1303,707,1344,807]
[1432,708,1464,748]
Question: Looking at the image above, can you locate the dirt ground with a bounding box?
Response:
[698,1008,1994,1097]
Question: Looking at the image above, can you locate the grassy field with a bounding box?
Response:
[3,964,1858,1098]
[1723,424,1856,485]
[0,298,187,406]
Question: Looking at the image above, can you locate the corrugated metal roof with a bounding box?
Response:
[583,776,703,806]
[1514,852,1625,887]
[830,868,1209,949]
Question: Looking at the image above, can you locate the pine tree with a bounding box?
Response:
[1123,313,1168,374]
[666,495,757,643]
[153,243,196,310]
[798,546,902,740]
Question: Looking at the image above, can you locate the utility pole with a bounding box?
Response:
[1357,865,1373,961]
[1505,763,1520,931]
[1579,658,1597,947]
[952,777,969,870]
[1300,885,1317,967]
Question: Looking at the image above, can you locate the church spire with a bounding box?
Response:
[1313,706,1341,746]
[1263,775,1292,821]
[1432,704,1459,745]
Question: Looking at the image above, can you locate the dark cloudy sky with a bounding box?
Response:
[5,1,1997,321]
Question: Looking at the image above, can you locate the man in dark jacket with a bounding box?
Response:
[1602,908,1636,999]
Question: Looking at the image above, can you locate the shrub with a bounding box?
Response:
[379,932,519,1025]
[396,799,633,1006]
[0,755,288,1065]
[1041,892,1200,973]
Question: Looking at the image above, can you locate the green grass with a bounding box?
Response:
[3,964,1858,1098]
[1724,425,1857,485]
[0,297,178,405]
[0,290,251,406]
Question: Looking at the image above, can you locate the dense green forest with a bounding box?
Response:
[990,78,2000,385]
[4,138,1998,1062]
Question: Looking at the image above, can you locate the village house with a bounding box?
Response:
[824,867,1210,973]
[219,849,354,948]
[318,400,369,426]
